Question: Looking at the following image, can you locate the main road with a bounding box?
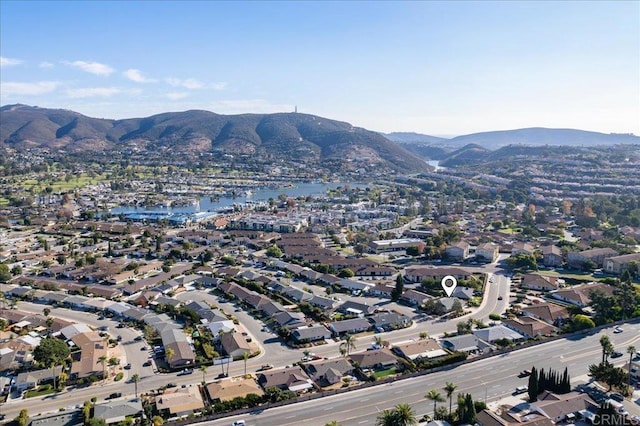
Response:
[201,320,640,426]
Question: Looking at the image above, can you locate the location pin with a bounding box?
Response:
[441,275,458,297]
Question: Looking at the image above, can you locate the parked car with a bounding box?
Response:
[611,351,623,358]
[166,382,177,388]
[143,360,152,367]
[258,364,274,371]
[609,392,625,402]
[514,386,528,394]
[518,370,532,378]
[124,363,131,370]
[178,368,194,376]
[216,373,229,379]
[134,336,143,341]
[231,421,246,426]
[107,392,122,399]
[497,296,503,300]
[613,327,623,333]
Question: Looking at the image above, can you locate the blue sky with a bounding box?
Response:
[1,1,638,135]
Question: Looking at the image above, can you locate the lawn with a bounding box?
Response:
[537,270,598,281]
[25,386,56,398]
[498,227,523,235]
[372,367,398,379]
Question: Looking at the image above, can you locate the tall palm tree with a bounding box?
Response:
[628,345,636,389]
[600,335,613,364]
[132,374,140,398]
[373,336,384,348]
[425,389,445,416]
[444,382,457,415]
[340,334,357,357]
[200,365,207,384]
[98,355,108,384]
[243,351,250,376]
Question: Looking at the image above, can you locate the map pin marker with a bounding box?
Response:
[441,275,457,297]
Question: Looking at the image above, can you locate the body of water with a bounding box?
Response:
[111,181,362,215]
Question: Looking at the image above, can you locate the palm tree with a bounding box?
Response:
[243,351,250,376]
[340,334,357,356]
[444,382,457,415]
[373,336,384,348]
[325,421,342,426]
[628,345,636,389]
[376,409,397,426]
[419,332,429,340]
[425,389,445,415]
[200,365,207,384]
[165,347,175,368]
[600,335,613,364]
[393,403,418,426]
[98,355,108,384]
[375,404,417,426]
[132,373,140,398]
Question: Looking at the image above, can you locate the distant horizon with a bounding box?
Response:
[1,1,638,135]
[4,102,638,139]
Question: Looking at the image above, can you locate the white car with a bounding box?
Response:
[613,327,623,333]
[231,421,246,426]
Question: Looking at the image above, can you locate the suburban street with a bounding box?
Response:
[200,320,640,426]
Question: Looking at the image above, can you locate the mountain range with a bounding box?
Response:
[2,104,638,171]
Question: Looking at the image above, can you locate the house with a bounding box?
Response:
[522,302,569,325]
[155,386,205,418]
[219,332,251,359]
[440,334,492,354]
[392,339,447,360]
[503,317,557,339]
[336,301,377,317]
[93,399,143,425]
[257,366,314,392]
[308,295,337,310]
[368,283,395,298]
[540,245,563,267]
[70,331,109,379]
[328,318,372,336]
[272,311,307,330]
[338,279,374,294]
[160,328,196,368]
[15,366,63,391]
[550,282,616,307]
[368,311,411,332]
[604,253,640,275]
[404,266,471,283]
[451,286,475,300]
[205,377,264,402]
[511,242,535,256]
[446,241,470,261]
[567,248,617,269]
[476,408,554,426]
[521,274,562,292]
[400,289,431,306]
[530,391,598,423]
[476,243,499,263]
[304,357,355,386]
[349,349,398,370]
[291,325,332,343]
[473,325,524,344]
[27,411,83,426]
[368,238,424,254]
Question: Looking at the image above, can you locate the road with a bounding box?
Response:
[194,320,640,426]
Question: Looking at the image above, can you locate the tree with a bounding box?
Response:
[43,307,51,317]
[0,264,11,283]
[132,373,140,398]
[152,416,164,426]
[165,347,175,367]
[16,408,29,426]
[340,334,356,356]
[33,337,70,391]
[444,382,457,415]
[600,335,614,364]
[325,422,342,426]
[528,366,539,401]
[98,355,108,383]
[243,351,250,376]
[392,274,404,301]
[338,268,354,278]
[201,364,207,384]
[569,314,595,331]
[375,404,417,426]
[425,389,445,415]
[628,345,637,388]
[594,401,622,426]
[266,245,282,258]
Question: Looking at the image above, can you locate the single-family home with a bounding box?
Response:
[205,377,264,402]
[257,366,314,393]
[291,325,332,343]
[349,349,399,371]
[304,357,355,386]
[392,339,448,360]
[328,318,372,336]
[155,386,205,418]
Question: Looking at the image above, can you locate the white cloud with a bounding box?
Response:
[66,87,121,98]
[166,77,205,90]
[39,61,55,69]
[123,69,157,83]
[210,82,228,90]
[1,81,60,96]
[0,56,23,67]
[65,60,115,76]
[166,92,189,100]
